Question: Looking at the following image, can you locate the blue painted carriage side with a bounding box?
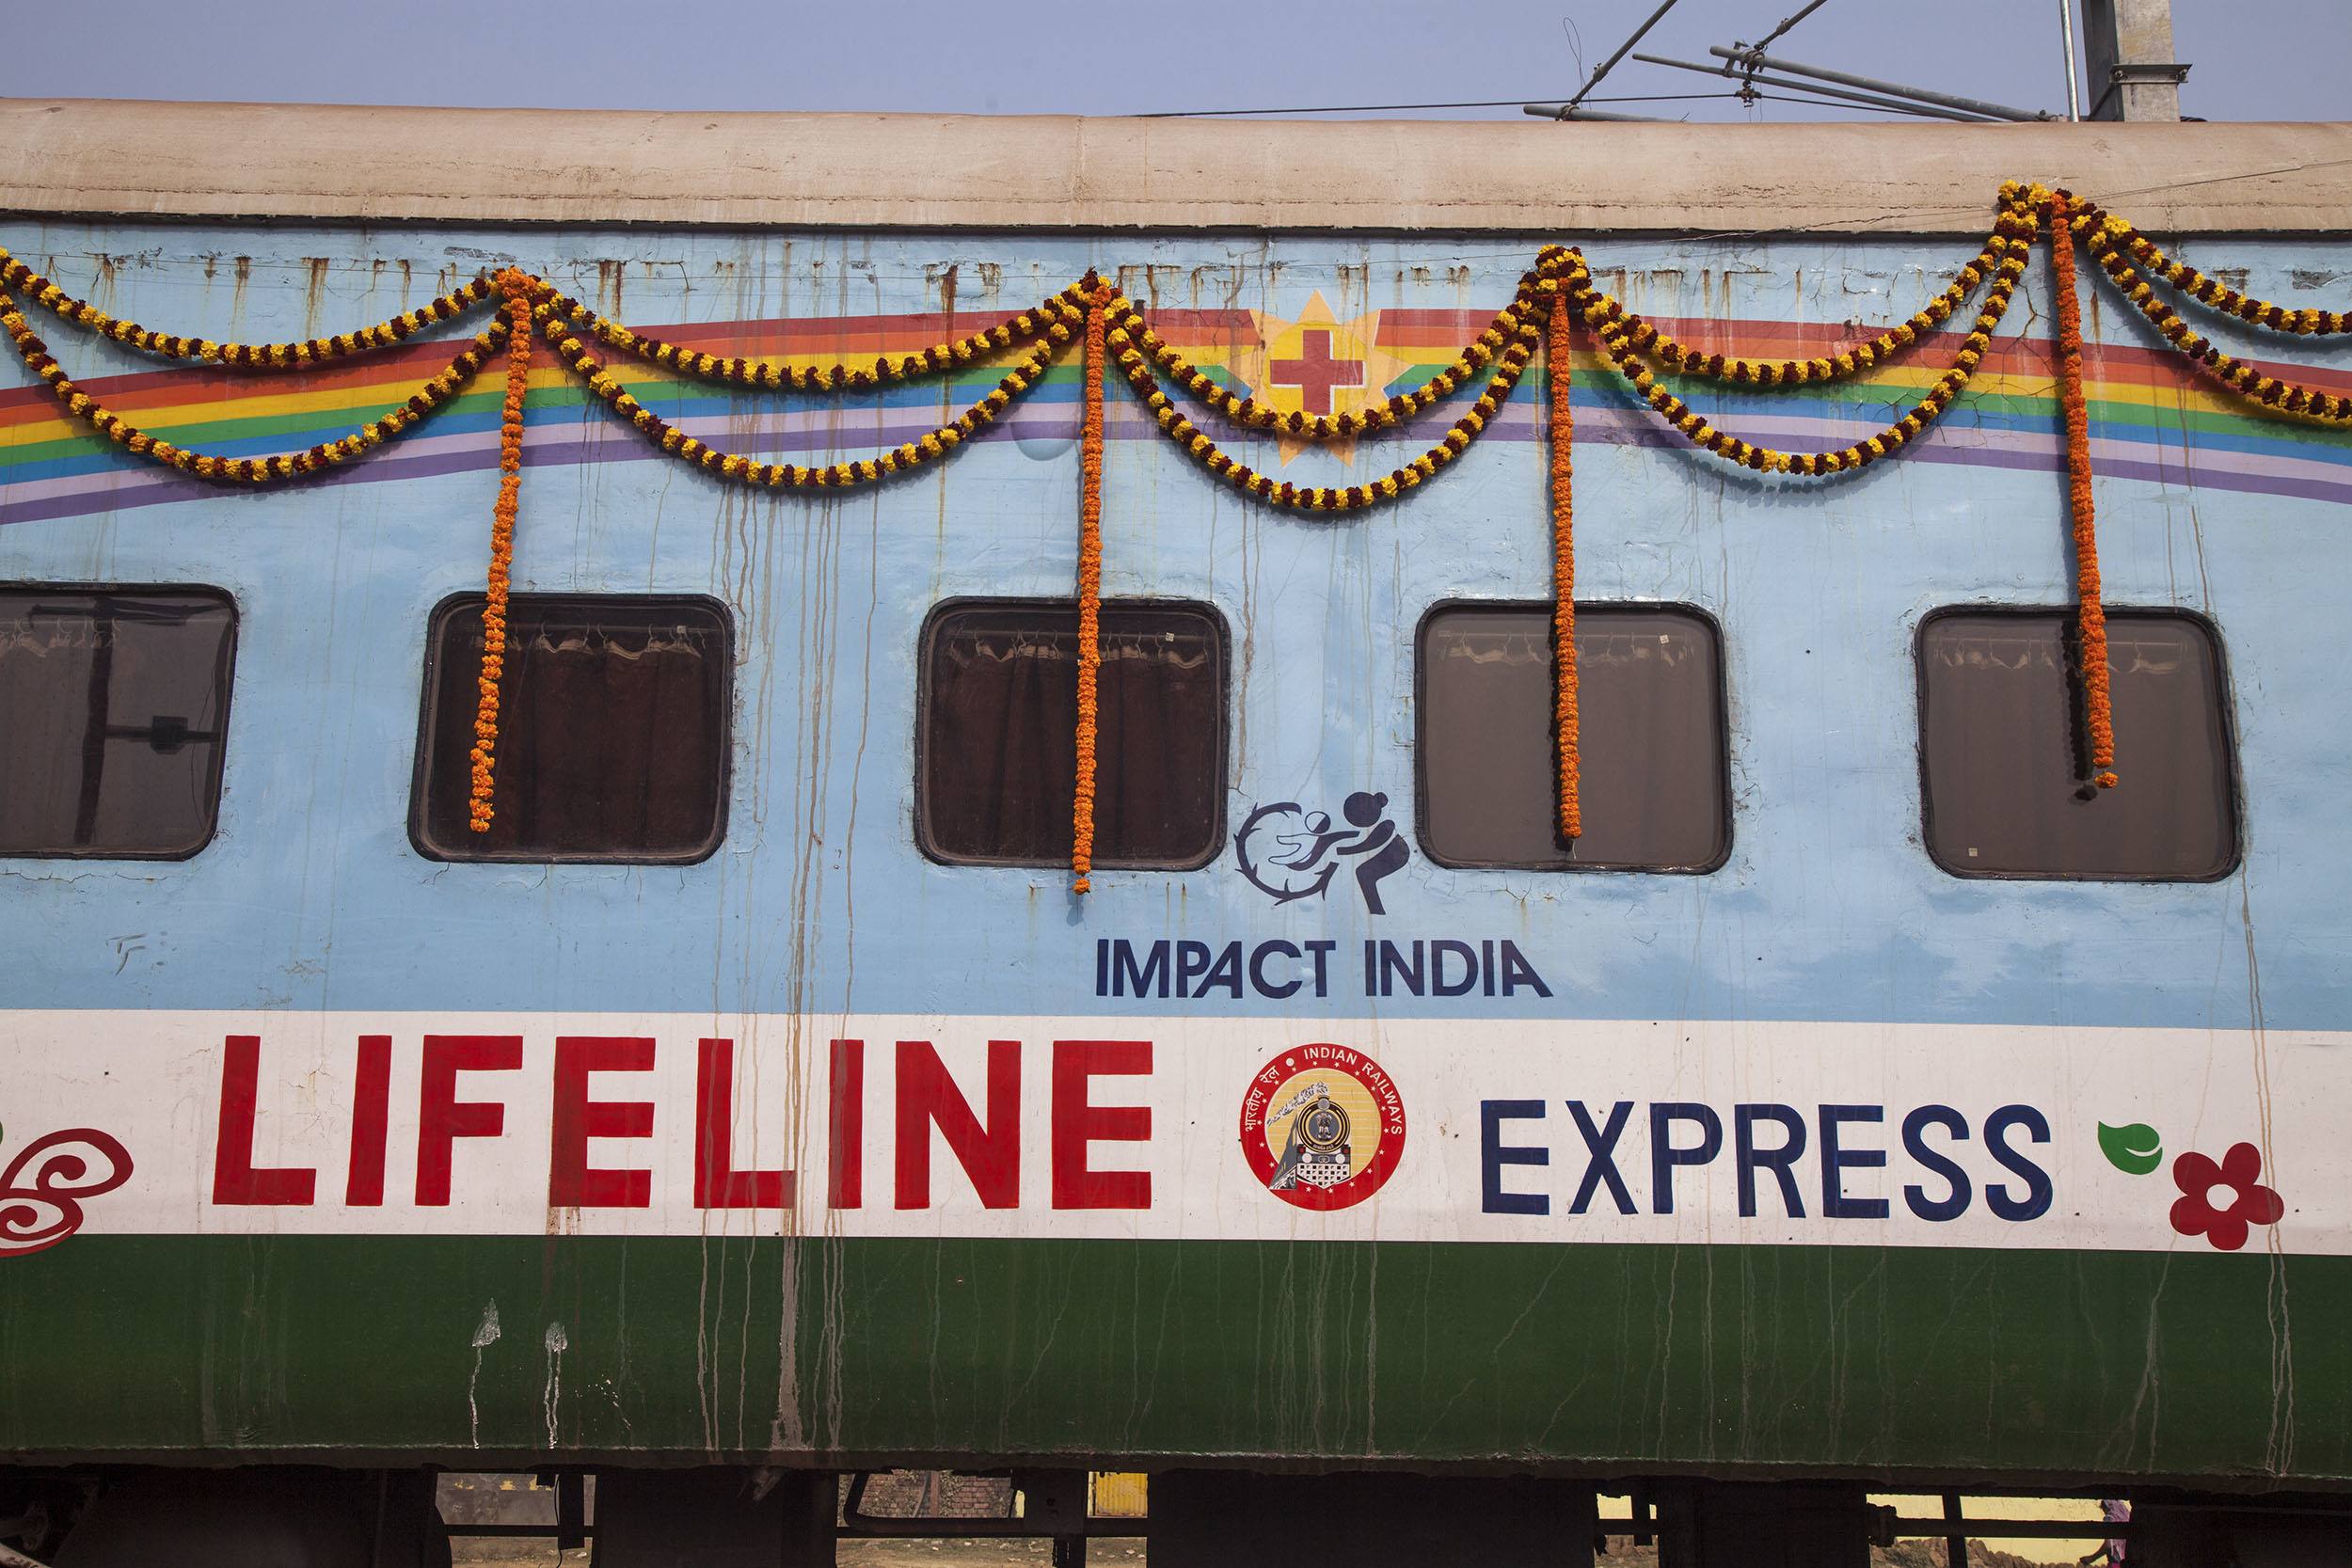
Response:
[1,220,2347,1033]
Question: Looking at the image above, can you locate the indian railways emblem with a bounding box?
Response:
[1238,1045,1406,1212]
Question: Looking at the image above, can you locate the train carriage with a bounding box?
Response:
[2,100,2351,1565]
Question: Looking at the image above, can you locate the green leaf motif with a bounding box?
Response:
[2098,1120,2163,1176]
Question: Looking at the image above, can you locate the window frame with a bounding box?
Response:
[406,590,736,867]
[0,580,239,863]
[1412,597,1734,876]
[1912,602,2243,884]
[914,594,1233,872]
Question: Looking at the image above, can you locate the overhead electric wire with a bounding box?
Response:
[1148,93,1742,118]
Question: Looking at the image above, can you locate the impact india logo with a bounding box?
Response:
[1238,1044,1406,1212]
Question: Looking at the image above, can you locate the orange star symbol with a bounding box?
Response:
[1226,292,1416,467]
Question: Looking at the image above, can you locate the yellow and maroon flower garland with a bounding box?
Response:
[1116,283,1540,442]
[8,188,2352,884]
[2071,209,2349,337]
[469,269,537,832]
[541,282,1087,394]
[2044,191,2119,790]
[2069,201,2352,424]
[1073,279,1110,895]
[0,285,507,483]
[0,247,496,369]
[537,293,1062,491]
[1106,285,1546,512]
[1582,208,2023,389]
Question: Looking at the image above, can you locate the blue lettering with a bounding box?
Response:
[1377,941,1424,997]
[1431,940,1479,997]
[1649,1102,1723,1214]
[1110,940,1169,999]
[1248,940,1303,1000]
[1498,941,1552,997]
[1304,941,1335,999]
[1901,1105,1972,1222]
[1984,1104,2054,1221]
[1734,1103,1807,1218]
[1566,1100,1637,1215]
[1196,941,1244,999]
[1481,1101,1549,1215]
[1819,1104,1889,1220]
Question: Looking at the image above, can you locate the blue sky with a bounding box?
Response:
[4,0,2341,122]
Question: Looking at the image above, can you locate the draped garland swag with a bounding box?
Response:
[5,183,2346,887]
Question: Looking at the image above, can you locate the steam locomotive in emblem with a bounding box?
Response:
[1267,1082,1354,1192]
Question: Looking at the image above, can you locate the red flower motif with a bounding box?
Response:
[2169,1142,2285,1252]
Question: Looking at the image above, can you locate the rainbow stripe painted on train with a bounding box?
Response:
[7,305,2352,528]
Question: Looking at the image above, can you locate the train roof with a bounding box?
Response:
[4,98,2351,235]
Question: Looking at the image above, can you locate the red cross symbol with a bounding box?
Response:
[1268,328,1365,415]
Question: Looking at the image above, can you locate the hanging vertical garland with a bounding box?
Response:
[1546,269,1583,841]
[1072,277,1109,893]
[469,268,536,832]
[2044,190,2120,790]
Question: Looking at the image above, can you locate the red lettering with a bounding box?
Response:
[416,1034,521,1206]
[211,1034,316,1206]
[893,1039,1019,1210]
[344,1034,391,1206]
[549,1036,655,1209]
[693,1037,789,1209]
[829,1038,864,1208]
[1050,1039,1152,1210]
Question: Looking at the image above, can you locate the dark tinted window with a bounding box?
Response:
[413,594,731,863]
[1419,603,1728,871]
[919,601,1225,867]
[0,587,235,859]
[1918,608,2236,879]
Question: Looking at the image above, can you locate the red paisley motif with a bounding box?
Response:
[0,1129,135,1258]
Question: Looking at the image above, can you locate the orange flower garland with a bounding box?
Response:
[1077,281,1110,893]
[1073,279,1110,895]
[469,269,537,832]
[2045,190,2118,791]
[1547,277,1581,842]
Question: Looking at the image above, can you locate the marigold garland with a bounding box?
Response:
[540,283,1088,393]
[1584,208,2026,388]
[0,287,507,484]
[1073,280,1109,895]
[1116,284,1540,441]
[539,304,1062,489]
[12,189,2352,870]
[2070,210,2349,337]
[1548,287,1581,843]
[2045,189,2119,791]
[2070,202,2352,425]
[0,248,496,369]
[469,270,536,832]
[1106,287,1543,513]
[1562,209,2034,477]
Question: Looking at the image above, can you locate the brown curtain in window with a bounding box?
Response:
[925,608,1220,865]
[424,601,726,859]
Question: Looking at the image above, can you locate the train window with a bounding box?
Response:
[919,600,1227,868]
[0,586,236,860]
[411,594,731,863]
[1917,608,2237,879]
[1417,603,1729,872]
